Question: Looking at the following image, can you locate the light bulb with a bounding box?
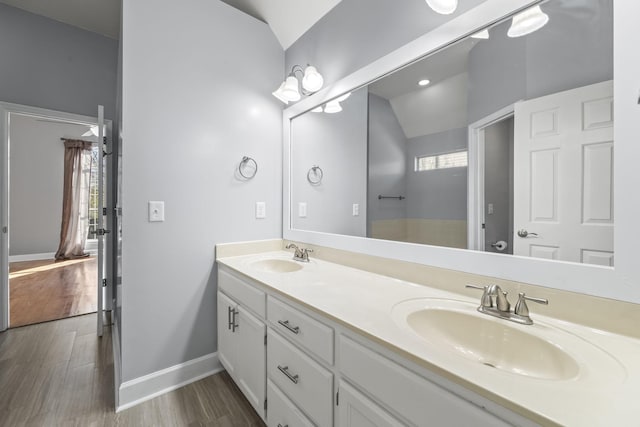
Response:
[426,0,457,15]
[272,81,289,104]
[302,66,324,92]
[508,5,549,38]
[281,75,301,102]
[324,100,342,114]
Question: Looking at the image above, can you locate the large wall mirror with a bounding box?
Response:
[284,0,639,303]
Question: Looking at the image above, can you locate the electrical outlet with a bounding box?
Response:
[353,203,359,216]
[488,203,494,215]
[256,202,266,219]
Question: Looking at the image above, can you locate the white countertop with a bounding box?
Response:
[217,250,640,426]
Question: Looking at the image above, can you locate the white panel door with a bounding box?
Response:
[217,291,238,377]
[337,381,404,427]
[236,305,266,420]
[96,105,105,336]
[513,81,614,265]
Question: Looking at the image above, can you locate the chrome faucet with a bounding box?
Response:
[285,243,313,262]
[466,285,548,325]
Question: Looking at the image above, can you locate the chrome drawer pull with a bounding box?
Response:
[278,320,300,335]
[277,424,288,427]
[227,306,233,330]
[277,365,299,384]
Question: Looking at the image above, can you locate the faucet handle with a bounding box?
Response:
[514,292,549,317]
[466,284,492,308]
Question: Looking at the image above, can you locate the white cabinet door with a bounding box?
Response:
[236,305,266,419]
[513,80,614,265]
[337,381,404,427]
[217,291,238,377]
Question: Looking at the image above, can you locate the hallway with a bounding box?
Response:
[0,314,264,426]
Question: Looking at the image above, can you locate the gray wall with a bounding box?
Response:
[468,0,613,123]
[0,3,118,120]
[483,118,513,254]
[406,128,468,220]
[9,115,93,256]
[121,0,283,381]
[286,0,486,88]
[367,94,407,227]
[291,88,368,237]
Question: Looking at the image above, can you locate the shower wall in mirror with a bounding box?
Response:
[290,0,614,266]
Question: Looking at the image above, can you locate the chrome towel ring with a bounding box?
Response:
[307,165,323,184]
[239,156,258,179]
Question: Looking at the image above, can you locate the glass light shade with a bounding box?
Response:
[471,29,490,39]
[302,66,324,92]
[336,92,351,102]
[282,75,301,102]
[324,100,342,114]
[311,106,323,113]
[426,0,458,15]
[272,81,289,104]
[508,6,549,38]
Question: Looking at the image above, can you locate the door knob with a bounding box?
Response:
[517,229,538,238]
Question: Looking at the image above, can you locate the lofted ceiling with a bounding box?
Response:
[220,0,342,49]
[0,0,120,39]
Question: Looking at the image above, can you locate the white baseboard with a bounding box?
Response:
[117,352,222,412]
[112,316,122,410]
[9,252,55,262]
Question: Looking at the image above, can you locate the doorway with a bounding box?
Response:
[0,102,111,331]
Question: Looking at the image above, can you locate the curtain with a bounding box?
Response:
[55,139,93,260]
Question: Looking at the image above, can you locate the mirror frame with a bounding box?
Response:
[283,0,640,304]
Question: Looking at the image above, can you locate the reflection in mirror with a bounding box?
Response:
[290,0,613,267]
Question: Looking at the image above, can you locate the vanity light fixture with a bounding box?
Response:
[425,0,458,15]
[471,29,490,39]
[418,79,431,86]
[507,5,549,38]
[311,106,323,113]
[273,64,324,104]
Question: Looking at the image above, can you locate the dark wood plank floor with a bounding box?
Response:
[9,257,97,327]
[0,314,265,426]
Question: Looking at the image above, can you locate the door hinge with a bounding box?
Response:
[103,136,107,144]
[103,207,108,216]
[264,399,267,410]
[102,279,107,287]
[264,333,267,346]
[482,223,486,229]
[336,390,339,406]
[96,229,111,236]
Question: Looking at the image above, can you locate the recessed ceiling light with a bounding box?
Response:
[418,79,431,87]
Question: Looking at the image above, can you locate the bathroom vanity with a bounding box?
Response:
[216,241,640,427]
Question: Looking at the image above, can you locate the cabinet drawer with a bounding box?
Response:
[219,268,265,318]
[267,379,314,427]
[339,335,511,427]
[267,296,334,364]
[268,329,333,427]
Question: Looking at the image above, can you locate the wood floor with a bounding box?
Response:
[0,314,265,426]
[9,257,97,327]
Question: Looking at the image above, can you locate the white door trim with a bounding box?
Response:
[467,103,516,251]
[0,101,112,331]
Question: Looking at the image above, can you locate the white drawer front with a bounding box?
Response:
[267,379,314,427]
[339,335,511,427]
[267,296,334,364]
[268,329,333,427]
[219,268,265,318]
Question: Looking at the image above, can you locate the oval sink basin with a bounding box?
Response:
[250,259,303,273]
[392,299,625,382]
[407,307,579,380]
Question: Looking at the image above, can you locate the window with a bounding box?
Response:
[415,150,468,172]
[87,146,100,240]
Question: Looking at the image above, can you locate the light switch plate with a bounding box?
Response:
[488,203,494,215]
[256,202,266,219]
[298,202,307,218]
[352,203,359,216]
[149,201,165,222]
